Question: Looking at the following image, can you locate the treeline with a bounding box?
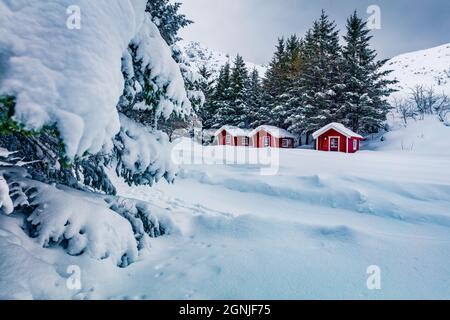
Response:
[198,10,396,143]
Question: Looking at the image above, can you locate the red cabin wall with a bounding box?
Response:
[218,130,250,147]
[218,130,235,146]
[251,129,273,148]
[219,130,226,145]
[316,128,362,153]
[250,130,294,148]
[348,137,360,153]
[236,136,250,146]
[316,129,348,153]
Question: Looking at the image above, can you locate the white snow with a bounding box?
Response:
[249,125,297,139]
[368,115,450,156]
[0,0,185,159]
[26,179,139,267]
[1,117,450,298]
[213,126,252,137]
[129,15,191,119]
[0,149,14,215]
[0,9,449,300]
[102,129,450,299]
[116,114,177,184]
[179,41,268,79]
[312,122,363,139]
[0,176,13,215]
[384,42,450,100]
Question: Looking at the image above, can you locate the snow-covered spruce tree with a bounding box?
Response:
[146,0,204,139]
[196,66,217,129]
[247,69,263,128]
[145,0,193,46]
[211,62,233,128]
[298,11,344,141]
[116,14,191,187]
[0,0,193,267]
[0,96,116,193]
[211,55,250,128]
[158,44,205,141]
[229,54,250,127]
[261,38,290,128]
[282,35,307,135]
[340,11,396,134]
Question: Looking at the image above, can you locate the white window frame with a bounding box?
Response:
[242,137,249,146]
[282,138,289,148]
[328,136,340,152]
[226,134,232,145]
[263,136,270,147]
[353,139,357,151]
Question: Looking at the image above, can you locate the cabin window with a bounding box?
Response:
[353,139,357,150]
[226,135,231,145]
[242,137,249,146]
[263,136,270,147]
[282,139,289,148]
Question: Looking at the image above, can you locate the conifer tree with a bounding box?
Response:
[197,66,216,128]
[298,11,344,140]
[229,54,249,127]
[341,11,396,133]
[282,35,305,133]
[262,38,289,127]
[147,0,204,138]
[247,68,263,128]
[211,62,233,128]
[145,0,192,46]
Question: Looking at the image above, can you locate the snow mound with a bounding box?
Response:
[370,116,450,156]
[0,214,73,299]
[105,195,175,249]
[25,181,139,267]
[0,0,147,158]
[0,175,13,215]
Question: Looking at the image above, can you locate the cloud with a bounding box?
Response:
[178,0,450,64]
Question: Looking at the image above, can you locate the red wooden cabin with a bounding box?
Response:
[249,125,296,148]
[214,126,251,146]
[312,123,364,153]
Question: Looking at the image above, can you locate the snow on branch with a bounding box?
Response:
[115,114,177,186]
[0,0,148,159]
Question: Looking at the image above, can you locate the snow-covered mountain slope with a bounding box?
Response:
[385,42,450,99]
[368,115,450,155]
[178,41,268,79]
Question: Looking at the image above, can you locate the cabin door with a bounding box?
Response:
[329,137,339,152]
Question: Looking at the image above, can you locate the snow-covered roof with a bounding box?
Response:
[312,123,363,139]
[249,125,296,139]
[214,126,252,137]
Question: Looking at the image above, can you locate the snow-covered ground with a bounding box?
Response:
[0,2,449,298]
[1,117,449,299]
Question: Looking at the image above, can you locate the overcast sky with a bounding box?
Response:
[178,0,450,65]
